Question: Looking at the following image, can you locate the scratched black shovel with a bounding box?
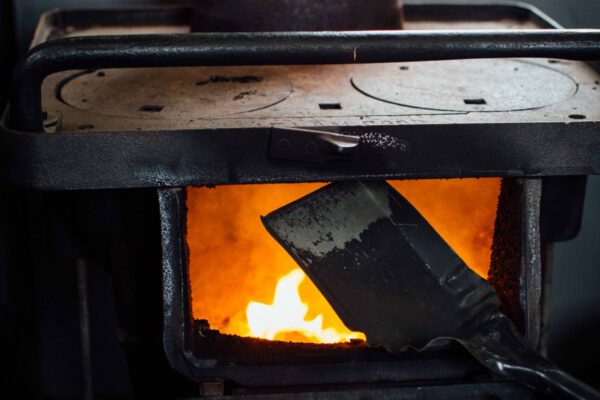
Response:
[262,180,600,400]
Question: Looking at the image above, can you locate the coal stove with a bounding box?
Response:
[2,0,600,398]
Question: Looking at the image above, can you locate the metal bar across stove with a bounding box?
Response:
[2,122,600,190]
[10,29,600,132]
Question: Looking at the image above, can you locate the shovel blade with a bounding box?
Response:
[262,180,499,351]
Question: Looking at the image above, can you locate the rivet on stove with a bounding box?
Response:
[305,141,318,154]
[278,138,291,151]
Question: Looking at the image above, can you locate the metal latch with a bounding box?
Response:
[269,127,360,163]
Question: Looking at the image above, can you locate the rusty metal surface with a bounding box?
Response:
[41,57,600,133]
[351,59,578,113]
[11,28,600,132]
[57,67,293,121]
[489,179,523,325]
[55,67,292,120]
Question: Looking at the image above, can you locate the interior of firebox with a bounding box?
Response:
[186,179,501,355]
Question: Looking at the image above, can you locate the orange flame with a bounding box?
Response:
[246,269,364,343]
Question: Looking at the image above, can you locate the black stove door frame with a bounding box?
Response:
[156,179,544,389]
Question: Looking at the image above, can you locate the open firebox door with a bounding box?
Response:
[262,181,600,400]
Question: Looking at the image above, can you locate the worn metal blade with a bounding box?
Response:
[262,180,499,351]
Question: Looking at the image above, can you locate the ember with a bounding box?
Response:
[187,179,500,343]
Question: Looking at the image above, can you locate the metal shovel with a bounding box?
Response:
[262,180,600,400]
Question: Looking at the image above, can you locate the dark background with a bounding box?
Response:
[1,0,599,397]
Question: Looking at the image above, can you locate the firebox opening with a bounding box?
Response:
[186,179,501,345]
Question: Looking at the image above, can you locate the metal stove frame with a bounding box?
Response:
[2,3,600,190]
[3,2,599,398]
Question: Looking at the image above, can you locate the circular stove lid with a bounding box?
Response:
[351,59,578,113]
[58,67,292,120]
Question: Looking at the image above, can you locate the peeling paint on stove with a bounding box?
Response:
[361,132,409,150]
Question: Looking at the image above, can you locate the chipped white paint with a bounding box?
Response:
[361,132,408,150]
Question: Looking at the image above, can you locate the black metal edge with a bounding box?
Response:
[519,179,543,351]
[2,122,600,190]
[9,29,600,132]
[158,188,195,379]
[157,187,492,387]
[194,382,537,399]
[184,358,485,387]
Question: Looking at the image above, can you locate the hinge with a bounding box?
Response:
[269,127,360,163]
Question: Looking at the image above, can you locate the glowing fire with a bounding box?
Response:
[187,179,500,344]
[246,269,364,343]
